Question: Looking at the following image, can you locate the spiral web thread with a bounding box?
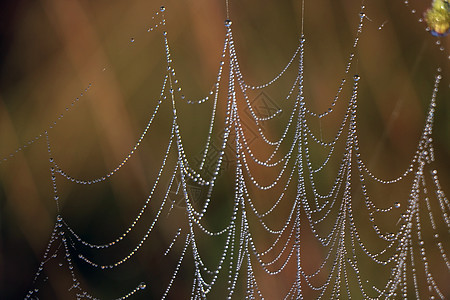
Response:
[0,0,449,299]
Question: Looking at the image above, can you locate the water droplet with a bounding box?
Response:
[225,19,232,27]
[353,75,360,81]
[160,6,165,12]
[130,38,135,43]
[394,202,401,208]
[139,282,146,289]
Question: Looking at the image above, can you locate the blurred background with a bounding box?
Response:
[0,0,449,298]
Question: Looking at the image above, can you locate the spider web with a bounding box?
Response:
[0,0,449,299]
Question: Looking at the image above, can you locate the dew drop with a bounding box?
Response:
[160,6,165,12]
[225,19,232,27]
[353,75,360,81]
[139,282,147,289]
[394,202,401,208]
